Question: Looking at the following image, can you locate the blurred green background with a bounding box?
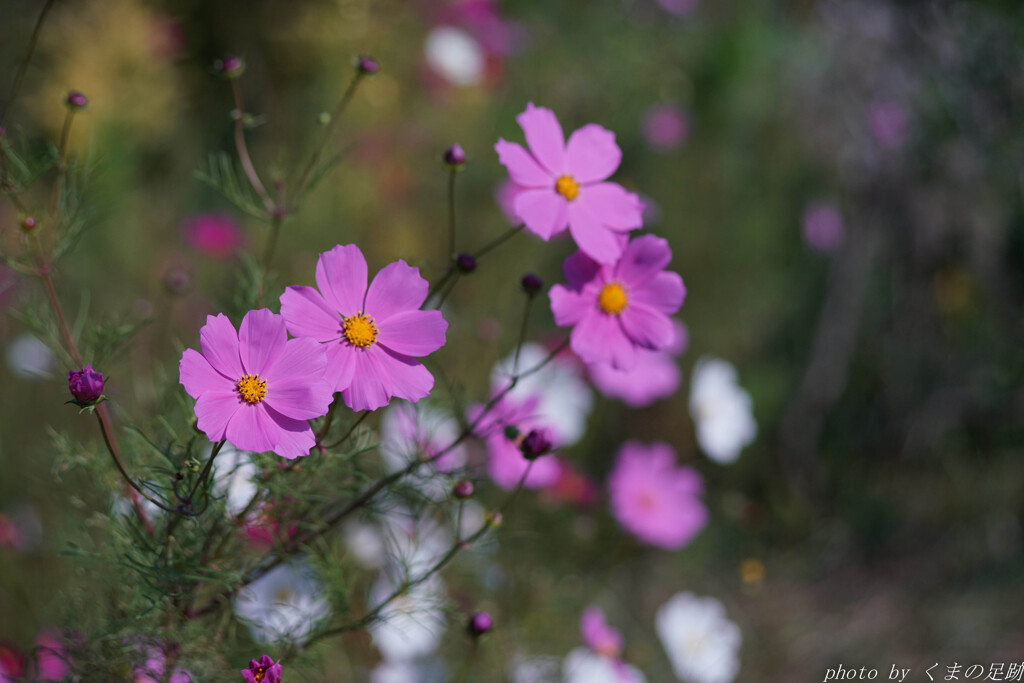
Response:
[1,0,1023,680]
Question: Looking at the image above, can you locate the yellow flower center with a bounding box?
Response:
[598,282,628,315]
[237,374,267,404]
[254,667,267,682]
[555,175,580,201]
[343,312,378,348]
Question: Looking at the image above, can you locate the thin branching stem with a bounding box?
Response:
[292,71,365,203]
[0,0,56,126]
[229,79,275,215]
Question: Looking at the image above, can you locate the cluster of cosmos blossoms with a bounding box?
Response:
[168,103,752,681]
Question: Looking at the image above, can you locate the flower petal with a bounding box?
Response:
[263,336,328,385]
[375,347,434,403]
[315,244,368,315]
[514,188,569,240]
[199,313,243,378]
[562,251,602,289]
[264,405,316,459]
[264,377,332,421]
[571,312,636,370]
[495,139,552,188]
[341,349,394,411]
[180,348,230,398]
[578,182,644,231]
[365,260,429,321]
[280,286,341,341]
[325,343,357,392]
[565,124,622,183]
[615,234,672,285]
[567,202,627,264]
[195,391,242,442]
[632,272,685,314]
[239,308,288,375]
[377,309,448,357]
[549,285,591,326]
[517,103,565,176]
[226,404,279,454]
[620,303,675,350]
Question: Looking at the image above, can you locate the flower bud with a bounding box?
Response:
[503,424,520,441]
[456,253,477,273]
[20,216,37,233]
[356,55,379,75]
[453,480,474,499]
[468,611,493,637]
[444,143,466,168]
[64,91,88,111]
[219,54,245,79]
[162,268,190,296]
[521,273,543,296]
[67,365,104,404]
[520,428,554,460]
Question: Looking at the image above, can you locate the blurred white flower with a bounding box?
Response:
[688,357,757,464]
[6,334,54,379]
[234,560,330,643]
[369,575,447,661]
[655,592,741,683]
[493,342,594,447]
[371,659,446,683]
[424,26,485,87]
[380,402,466,500]
[343,519,388,569]
[506,654,561,683]
[211,446,258,517]
[563,647,646,683]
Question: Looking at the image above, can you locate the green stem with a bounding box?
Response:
[0,0,56,126]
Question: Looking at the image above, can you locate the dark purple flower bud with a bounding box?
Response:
[453,480,475,499]
[521,273,543,296]
[162,268,190,295]
[520,429,554,460]
[468,611,493,637]
[356,55,379,75]
[20,216,37,232]
[67,365,104,404]
[64,91,88,110]
[503,424,520,441]
[444,143,466,167]
[456,253,476,273]
[219,55,245,78]
[241,654,282,683]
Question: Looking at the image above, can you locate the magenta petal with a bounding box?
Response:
[565,124,622,183]
[199,313,243,378]
[226,405,278,454]
[316,244,368,315]
[262,336,328,386]
[514,188,569,240]
[572,313,636,370]
[194,391,242,441]
[562,251,602,289]
[377,309,448,357]
[365,260,429,321]
[549,285,591,326]
[239,308,287,375]
[517,103,565,176]
[325,344,357,392]
[616,234,672,286]
[495,139,552,188]
[567,202,626,264]
[341,350,394,411]
[632,272,686,314]
[179,348,229,398]
[280,286,341,340]
[619,303,674,350]
[578,182,644,231]
[375,347,434,403]
[264,405,316,458]
[263,378,332,420]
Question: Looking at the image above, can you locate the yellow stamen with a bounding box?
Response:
[237,374,267,404]
[598,282,628,315]
[555,175,580,201]
[343,312,378,348]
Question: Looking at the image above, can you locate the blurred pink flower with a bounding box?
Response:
[546,460,599,507]
[607,441,707,549]
[182,213,243,259]
[0,645,23,682]
[656,0,699,17]
[581,607,623,658]
[0,515,22,550]
[494,180,523,225]
[134,645,191,683]
[496,103,644,263]
[433,0,528,56]
[642,104,689,152]
[34,631,69,681]
[802,202,845,252]
[468,394,561,490]
[588,320,688,407]
[867,101,909,150]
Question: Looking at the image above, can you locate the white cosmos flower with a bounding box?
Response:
[6,333,54,379]
[563,648,646,683]
[655,592,741,683]
[424,26,485,87]
[234,560,330,643]
[369,575,447,661]
[506,654,561,683]
[371,658,446,683]
[492,342,594,447]
[380,402,466,500]
[211,446,258,516]
[688,357,757,464]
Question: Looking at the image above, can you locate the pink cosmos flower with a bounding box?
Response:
[588,320,688,407]
[134,645,191,683]
[179,309,333,458]
[34,630,70,681]
[550,235,685,370]
[581,607,623,658]
[495,103,644,264]
[279,245,448,411]
[641,104,690,153]
[467,394,561,490]
[0,515,21,550]
[607,441,707,549]
[241,655,282,683]
[182,212,243,259]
